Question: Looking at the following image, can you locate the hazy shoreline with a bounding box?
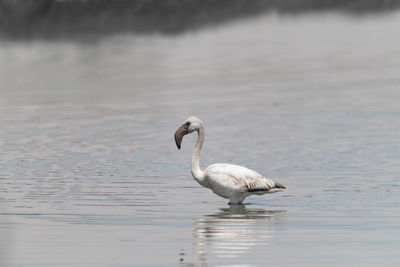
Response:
[1,0,400,40]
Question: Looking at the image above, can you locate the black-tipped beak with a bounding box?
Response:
[174,126,188,149]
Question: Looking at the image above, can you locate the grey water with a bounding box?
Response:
[1,12,400,267]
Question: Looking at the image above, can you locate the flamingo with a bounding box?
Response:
[174,116,286,204]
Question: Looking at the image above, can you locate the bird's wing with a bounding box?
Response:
[204,163,283,192]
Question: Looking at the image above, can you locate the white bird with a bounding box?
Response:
[174,116,286,204]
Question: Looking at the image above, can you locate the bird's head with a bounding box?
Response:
[174,116,204,149]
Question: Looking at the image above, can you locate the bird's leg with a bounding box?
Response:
[228,196,244,205]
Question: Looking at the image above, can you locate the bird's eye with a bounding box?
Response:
[183,122,190,129]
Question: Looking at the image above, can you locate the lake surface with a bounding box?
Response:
[1,12,400,267]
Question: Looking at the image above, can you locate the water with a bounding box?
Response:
[1,12,400,267]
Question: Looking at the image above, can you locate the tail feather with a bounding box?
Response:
[274,182,286,189]
[247,181,286,193]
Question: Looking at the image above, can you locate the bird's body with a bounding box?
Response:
[174,116,285,204]
[203,163,285,204]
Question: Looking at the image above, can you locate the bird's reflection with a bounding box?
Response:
[186,205,285,266]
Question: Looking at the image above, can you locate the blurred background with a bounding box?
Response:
[1,1,400,267]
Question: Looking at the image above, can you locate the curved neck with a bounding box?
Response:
[191,127,205,184]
